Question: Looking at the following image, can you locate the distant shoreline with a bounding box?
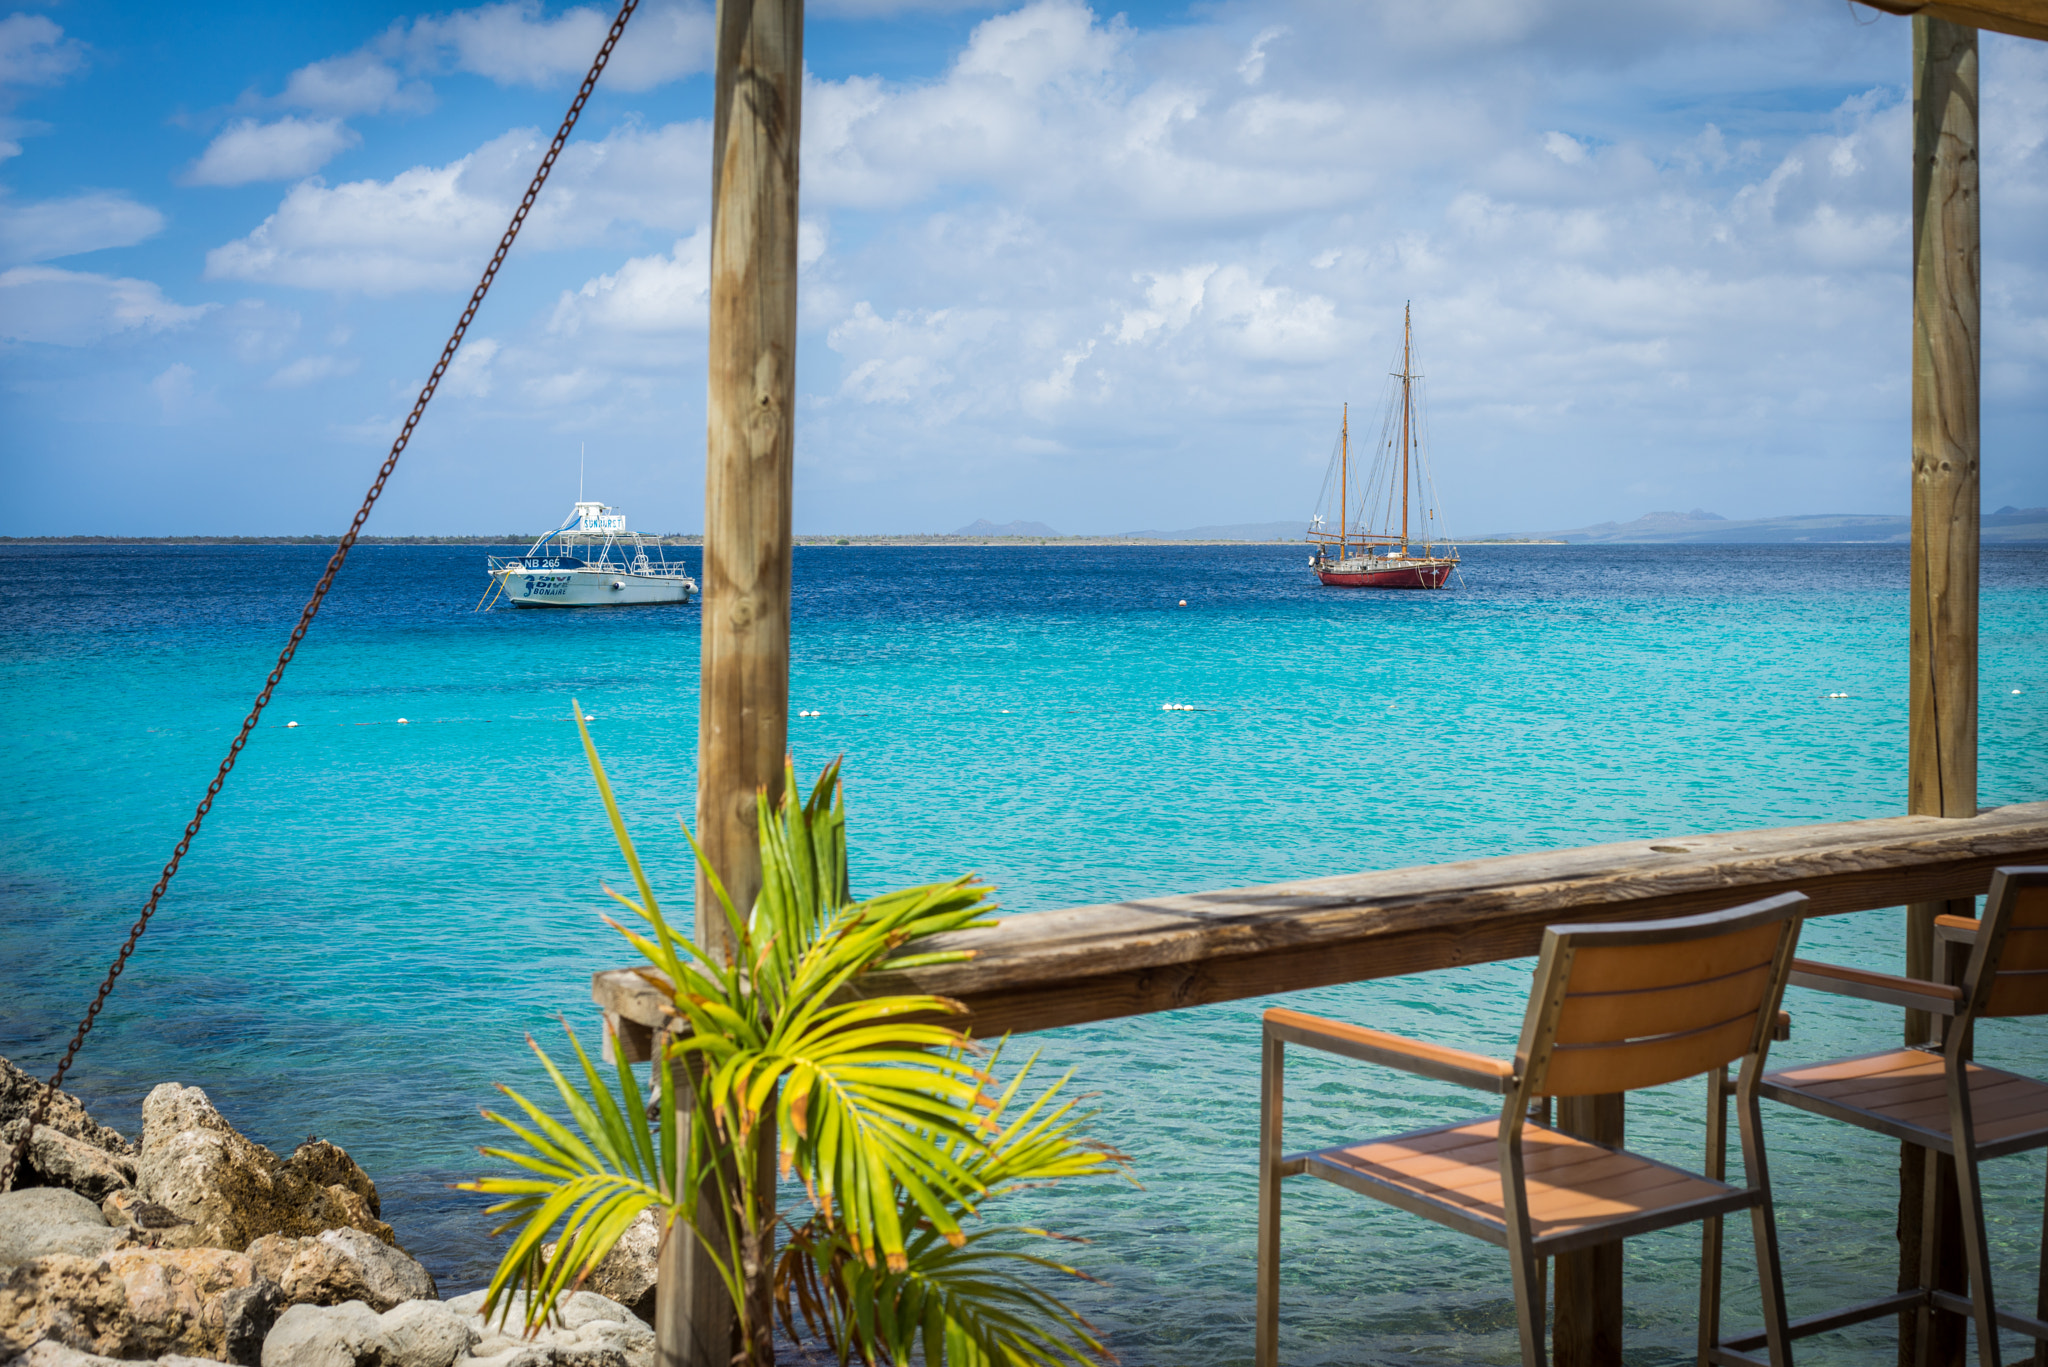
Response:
[0,534,1571,548]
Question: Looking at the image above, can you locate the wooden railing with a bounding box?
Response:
[601,800,2048,1364]
[594,800,2048,1048]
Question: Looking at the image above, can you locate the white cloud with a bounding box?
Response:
[0,265,211,346]
[257,0,708,122]
[810,0,999,12]
[367,0,710,93]
[149,362,209,423]
[206,120,710,293]
[1238,26,1287,86]
[1114,264,1214,345]
[268,354,361,388]
[440,336,500,396]
[829,302,995,408]
[227,300,302,363]
[550,229,710,335]
[1543,130,1588,165]
[0,14,84,90]
[186,117,361,187]
[39,0,2037,532]
[279,52,433,116]
[0,190,164,265]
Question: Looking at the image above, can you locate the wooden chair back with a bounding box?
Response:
[1513,893,1807,1100]
[1963,867,2048,1020]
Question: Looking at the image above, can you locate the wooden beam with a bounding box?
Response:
[1552,1094,1626,1367]
[596,803,2048,1043]
[697,0,803,961]
[663,1,802,1365]
[1908,15,1981,832]
[1855,0,2048,43]
[1901,20,1980,1363]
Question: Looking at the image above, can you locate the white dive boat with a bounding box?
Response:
[481,502,697,609]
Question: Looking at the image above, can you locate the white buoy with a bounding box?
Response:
[1178,599,1187,606]
[397,717,409,724]
[285,721,298,728]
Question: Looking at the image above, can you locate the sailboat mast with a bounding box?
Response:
[1399,304,1411,554]
[1339,403,1348,560]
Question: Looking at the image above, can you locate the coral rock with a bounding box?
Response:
[0,1124,135,1206]
[287,1140,382,1221]
[0,1247,254,1361]
[380,1299,478,1367]
[538,1208,659,1326]
[2,1339,132,1367]
[0,1061,134,1161]
[259,1298,478,1367]
[443,1290,653,1367]
[259,1299,388,1367]
[135,1085,396,1251]
[0,1192,124,1269]
[246,1227,437,1313]
[219,1278,284,1366]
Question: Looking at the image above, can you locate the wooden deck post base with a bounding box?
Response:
[1552,1093,1625,1366]
[656,1053,737,1367]
[1902,11,1979,1365]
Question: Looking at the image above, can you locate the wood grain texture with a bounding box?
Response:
[1552,1093,1626,1367]
[596,803,2048,1039]
[1264,1008,1514,1092]
[696,0,803,964]
[672,3,803,1364]
[1904,24,1980,1360]
[1854,0,2048,42]
[1909,15,1980,825]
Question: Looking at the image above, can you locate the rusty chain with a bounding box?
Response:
[1,0,642,1194]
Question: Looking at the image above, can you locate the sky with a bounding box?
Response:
[0,0,2043,537]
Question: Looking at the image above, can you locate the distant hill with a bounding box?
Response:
[1473,507,2048,544]
[1114,520,1305,541]
[955,518,1062,537]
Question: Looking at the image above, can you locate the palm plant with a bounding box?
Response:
[464,705,1128,1365]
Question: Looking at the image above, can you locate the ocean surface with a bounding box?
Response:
[3,541,2045,1365]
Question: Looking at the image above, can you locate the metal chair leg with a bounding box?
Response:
[1951,1143,2003,1367]
[1700,1068,1730,1366]
[1256,1032,1283,1367]
[1508,1232,1548,1367]
[1918,1146,1943,1367]
[2035,1152,2048,1367]
[1736,1082,1795,1366]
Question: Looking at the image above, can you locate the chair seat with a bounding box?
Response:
[1298,1117,1751,1255]
[1761,1048,2048,1159]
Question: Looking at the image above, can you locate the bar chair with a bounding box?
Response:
[1256,892,1808,1367]
[1737,866,2048,1367]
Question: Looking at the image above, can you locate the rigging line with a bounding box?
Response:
[0,0,644,1196]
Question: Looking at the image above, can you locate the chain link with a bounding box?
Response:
[1,0,642,1194]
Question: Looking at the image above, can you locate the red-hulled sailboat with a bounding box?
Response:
[1307,304,1459,589]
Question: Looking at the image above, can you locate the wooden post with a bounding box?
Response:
[1552,1093,1624,1366]
[659,1,802,1365]
[1901,16,1978,1367]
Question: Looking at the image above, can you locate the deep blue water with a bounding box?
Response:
[2,541,2044,1365]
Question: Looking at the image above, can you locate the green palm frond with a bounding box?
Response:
[460,1020,683,1333]
[776,1049,1132,1365]
[787,1222,1112,1367]
[471,713,1129,1362]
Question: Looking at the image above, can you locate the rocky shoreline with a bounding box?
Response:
[0,1059,656,1367]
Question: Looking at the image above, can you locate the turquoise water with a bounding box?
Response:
[2,541,2045,1365]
